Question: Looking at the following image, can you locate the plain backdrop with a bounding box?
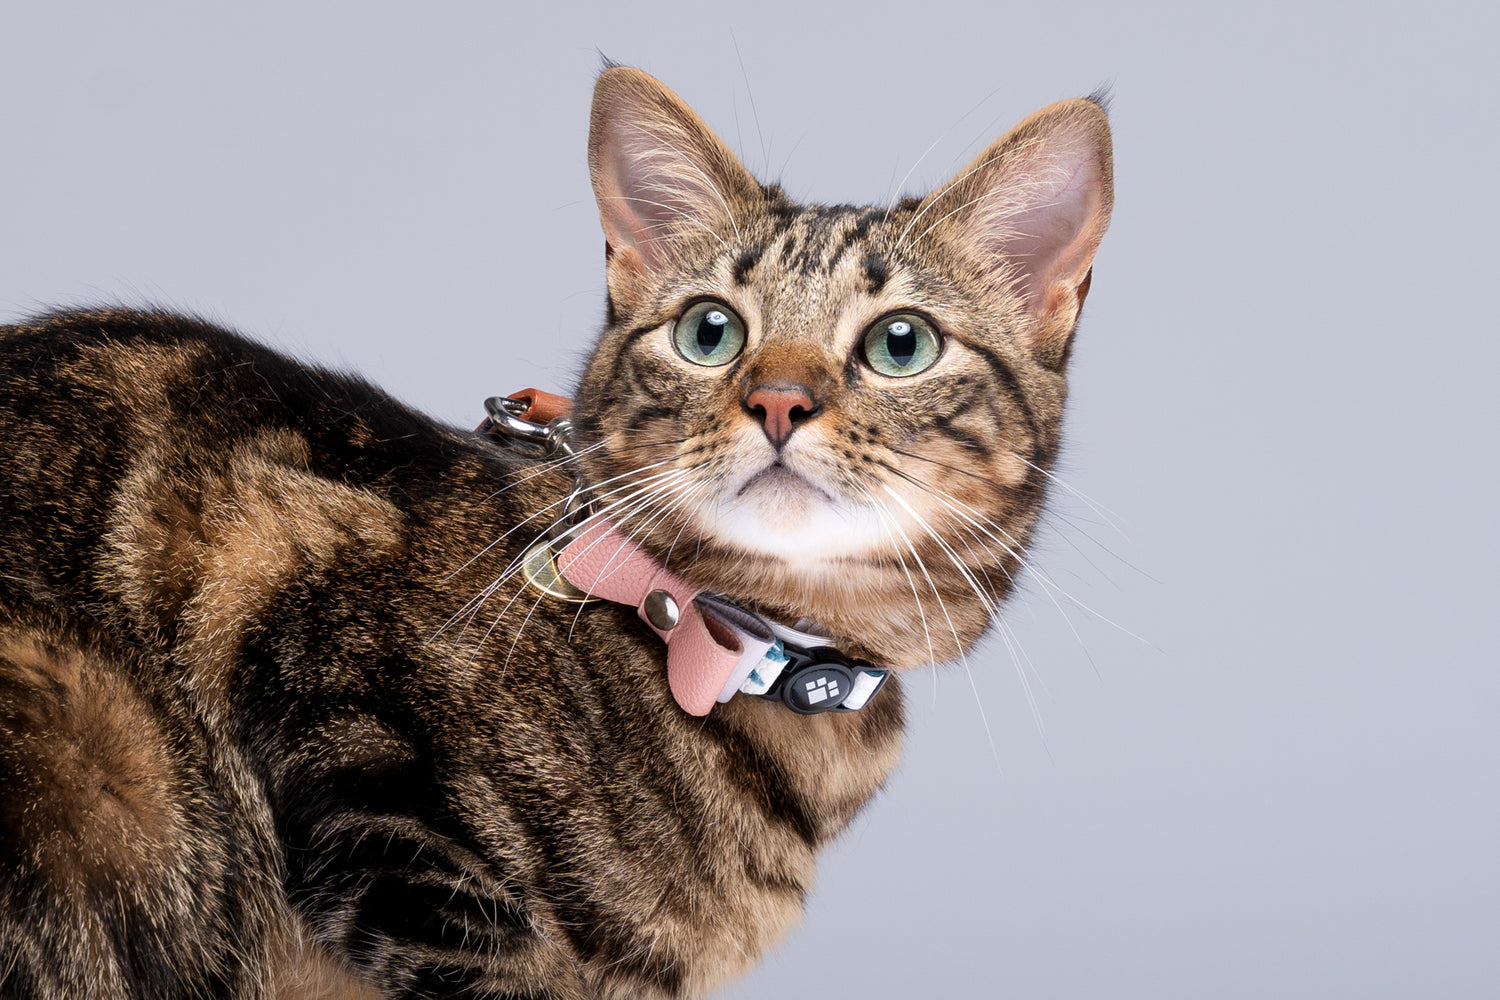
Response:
[4,2,1497,997]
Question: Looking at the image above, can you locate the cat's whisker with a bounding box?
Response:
[880,469,1079,619]
[872,459,1026,567]
[441,457,686,590]
[614,469,713,543]
[476,440,609,506]
[436,465,693,643]
[882,483,1048,741]
[886,470,1151,659]
[1033,511,1150,605]
[1016,455,1128,534]
[998,613,1057,706]
[465,472,698,671]
[876,458,1039,567]
[884,445,1007,488]
[931,507,1061,715]
[550,477,701,649]
[853,485,939,672]
[997,457,1157,586]
[866,485,1004,770]
[990,612,1052,741]
[545,471,696,553]
[883,486,1001,617]
[938,508,1056,718]
[658,478,716,574]
[854,483,943,709]
[873,458,1116,675]
[475,434,683,509]
[939,521,1009,610]
[561,475,712,643]
[438,476,685,645]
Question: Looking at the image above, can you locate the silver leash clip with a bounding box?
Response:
[481,396,594,602]
[483,396,576,457]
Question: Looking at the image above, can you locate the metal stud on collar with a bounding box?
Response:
[642,589,680,630]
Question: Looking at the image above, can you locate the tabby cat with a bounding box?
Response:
[0,66,1112,998]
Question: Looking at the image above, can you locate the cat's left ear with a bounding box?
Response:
[589,67,761,313]
[918,97,1113,359]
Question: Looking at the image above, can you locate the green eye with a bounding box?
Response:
[862,314,941,376]
[673,300,746,367]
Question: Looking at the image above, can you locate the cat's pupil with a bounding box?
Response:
[697,310,728,354]
[886,321,916,366]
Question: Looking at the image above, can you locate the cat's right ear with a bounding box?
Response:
[589,67,760,314]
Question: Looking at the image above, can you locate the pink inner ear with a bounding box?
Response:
[615,154,674,234]
[597,148,668,258]
[991,150,1106,316]
[592,104,749,272]
[1002,159,1096,305]
[596,130,688,266]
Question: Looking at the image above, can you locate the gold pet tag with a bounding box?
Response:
[520,538,593,603]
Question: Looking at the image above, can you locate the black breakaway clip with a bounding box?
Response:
[755,642,891,715]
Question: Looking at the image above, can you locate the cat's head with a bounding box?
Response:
[572,67,1112,668]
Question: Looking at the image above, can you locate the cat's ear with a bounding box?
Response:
[918,97,1113,356]
[589,67,760,311]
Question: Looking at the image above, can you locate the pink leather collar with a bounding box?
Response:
[554,519,769,715]
[478,392,890,718]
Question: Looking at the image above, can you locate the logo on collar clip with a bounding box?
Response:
[784,663,855,713]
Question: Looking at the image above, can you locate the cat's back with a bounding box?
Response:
[0,308,540,612]
[0,306,477,504]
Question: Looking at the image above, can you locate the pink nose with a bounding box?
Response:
[744,385,818,449]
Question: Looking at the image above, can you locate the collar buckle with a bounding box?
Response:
[763,643,890,715]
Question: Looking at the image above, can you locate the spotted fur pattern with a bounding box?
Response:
[0,67,1110,999]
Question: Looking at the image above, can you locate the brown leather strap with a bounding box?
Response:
[508,388,573,423]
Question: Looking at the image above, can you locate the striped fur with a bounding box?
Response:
[0,67,1110,998]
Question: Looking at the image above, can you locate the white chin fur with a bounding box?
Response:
[697,470,891,565]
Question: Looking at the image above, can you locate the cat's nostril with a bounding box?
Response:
[745,385,818,449]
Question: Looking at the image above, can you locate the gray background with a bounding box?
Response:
[4,1,1497,997]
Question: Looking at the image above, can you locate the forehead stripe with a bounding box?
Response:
[732,246,764,285]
